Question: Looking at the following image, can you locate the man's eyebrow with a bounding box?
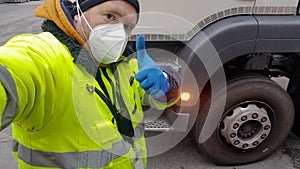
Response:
[102,6,123,16]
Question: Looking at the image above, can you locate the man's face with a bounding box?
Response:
[74,0,138,42]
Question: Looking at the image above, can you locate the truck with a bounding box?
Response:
[127,0,300,165]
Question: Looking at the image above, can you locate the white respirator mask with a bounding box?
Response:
[76,0,128,64]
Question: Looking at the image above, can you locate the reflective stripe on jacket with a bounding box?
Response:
[0,32,147,169]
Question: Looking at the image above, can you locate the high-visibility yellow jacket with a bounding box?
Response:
[0,32,165,169]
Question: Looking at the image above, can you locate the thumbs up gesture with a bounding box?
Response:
[135,35,170,99]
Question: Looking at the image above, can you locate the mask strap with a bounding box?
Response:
[75,0,94,41]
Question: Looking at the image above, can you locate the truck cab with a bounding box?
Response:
[129,0,300,165]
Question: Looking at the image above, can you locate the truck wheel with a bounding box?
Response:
[194,74,294,165]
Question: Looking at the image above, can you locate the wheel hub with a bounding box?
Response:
[220,103,272,150]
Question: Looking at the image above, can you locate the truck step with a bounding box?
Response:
[144,108,190,132]
[145,118,171,132]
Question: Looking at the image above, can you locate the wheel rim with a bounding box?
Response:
[220,102,273,150]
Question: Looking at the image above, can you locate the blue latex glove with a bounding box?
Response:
[135,35,170,99]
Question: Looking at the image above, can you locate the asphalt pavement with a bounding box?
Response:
[1,1,300,169]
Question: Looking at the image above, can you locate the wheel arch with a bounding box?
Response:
[178,14,300,107]
[178,15,300,144]
[178,15,300,75]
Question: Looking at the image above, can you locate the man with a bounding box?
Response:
[0,0,179,168]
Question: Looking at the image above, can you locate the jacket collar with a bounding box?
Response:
[42,20,98,75]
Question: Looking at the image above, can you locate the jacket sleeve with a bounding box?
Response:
[0,82,8,130]
[0,33,72,131]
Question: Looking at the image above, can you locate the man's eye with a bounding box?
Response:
[105,14,116,21]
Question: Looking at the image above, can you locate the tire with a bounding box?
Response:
[194,74,294,165]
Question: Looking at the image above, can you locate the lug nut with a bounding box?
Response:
[261,117,267,122]
[234,140,240,145]
[261,134,267,139]
[253,141,259,146]
[230,133,236,138]
[252,113,258,119]
[264,125,271,130]
[233,123,239,129]
[242,144,248,148]
[241,116,247,121]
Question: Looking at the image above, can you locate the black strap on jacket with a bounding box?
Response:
[94,64,134,137]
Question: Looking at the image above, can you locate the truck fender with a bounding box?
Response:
[178,15,300,142]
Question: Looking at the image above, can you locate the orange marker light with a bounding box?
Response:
[181,92,191,102]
